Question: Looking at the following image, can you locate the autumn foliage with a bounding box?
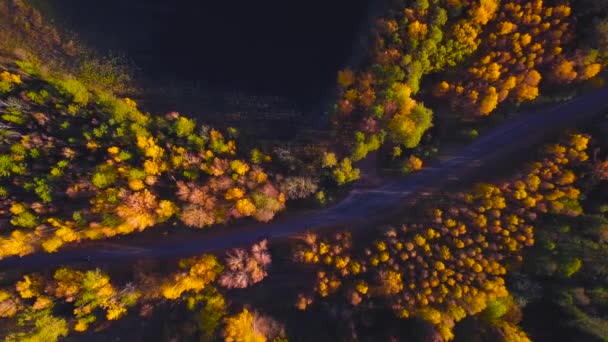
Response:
[0,267,140,336]
[293,133,593,340]
[161,255,223,300]
[434,0,603,117]
[0,240,280,341]
[219,240,272,289]
[0,62,285,259]
[325,0,604,178]
[328,0,501,173]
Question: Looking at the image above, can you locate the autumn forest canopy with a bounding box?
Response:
[1,0,608,341]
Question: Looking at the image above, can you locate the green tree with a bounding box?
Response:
[388,103,433,148]
[5,308,68,342]
[91,165,118,189]
[175,116,196,137]
[196,288,227,341]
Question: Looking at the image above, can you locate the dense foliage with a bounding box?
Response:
[293,132,606,340]
[0,240,285,341]
[1,0,608,341]
[0,65,285,259]
[515,189,608,339]
[435,0,602,116]
[325,0,605,183]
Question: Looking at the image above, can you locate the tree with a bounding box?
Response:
[322,152,337,168]
[219,240,271,289]
[196,288,227,341]
[332,158,360,185]
[9,203,38,228]
[0,291,19,318]
[180,204,215,228]
[50,267,138,331]
[91,165,118,188]
[515,70,541,102]
[0,230,36,258]
[250,311,286,342]
[161,255,223,299]
[594,160,608,181]
[469,0,499,26]
[479,87,499,115]
[5,308,68,342]
[388,103,433,148]
[279,177,318,200]
[174,116,196,137]
[402,155,423,173]
[223,309,266,342]
[236,198,256,216]
[0,71,21,93]
[553,58,578,83]
[231,160,250,176]
[337,69,355,88]
[380,270,404,295]
[115,189,159,233]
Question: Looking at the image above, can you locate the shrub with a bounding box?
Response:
[50,77,90,105]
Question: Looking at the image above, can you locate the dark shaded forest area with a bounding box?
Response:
[42,0,373,101]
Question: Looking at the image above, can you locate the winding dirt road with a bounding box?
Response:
[3,87,608,270]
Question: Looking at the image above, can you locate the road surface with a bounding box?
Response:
[2,87,608,270]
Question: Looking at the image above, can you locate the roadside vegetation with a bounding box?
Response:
[326,0,608,182]
[1,0,608,341]
[0,240,288,341]
[0,65,287,259]
[1,0,606,259]
[291,131,608,341]
[1,129,604,341]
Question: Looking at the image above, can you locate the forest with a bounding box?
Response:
[1,0,608,340]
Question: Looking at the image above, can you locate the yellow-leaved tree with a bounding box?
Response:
[161,255,223,300]
[223,309,266,342]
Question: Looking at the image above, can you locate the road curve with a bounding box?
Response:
[3,88,608,270]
